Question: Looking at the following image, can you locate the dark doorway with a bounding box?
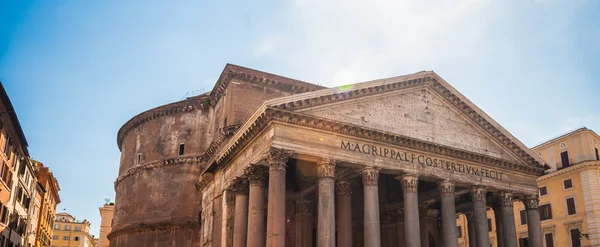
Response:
[570,229,582,247]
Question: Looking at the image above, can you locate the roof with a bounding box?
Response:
[201,70,546,178]
[531,127,599,150]
[0,82,29,156]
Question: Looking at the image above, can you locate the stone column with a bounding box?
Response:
[493,205,504,247]
[295,199,313,247]
[500,192,517,247]
[317,159,336,247]
[336,180,353,247]
[471,186,491,247]
[492,204,504,247]
[398,174,421,247]
[361,167,381,247]
[523,197,543,247]
[265,148,292,247]
[232,178,249,247]
[246,165,268,247]
[465,212,477,247]
[439,180,458,247]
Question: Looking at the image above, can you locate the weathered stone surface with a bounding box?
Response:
[304,89,518,162]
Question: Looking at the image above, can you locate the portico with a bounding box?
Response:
[195,72,546,247]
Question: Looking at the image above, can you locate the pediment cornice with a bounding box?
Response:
[266,73,543,168]
[208,107,543,177]
[199,71,546,182]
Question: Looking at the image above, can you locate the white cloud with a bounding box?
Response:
[256,0,494,85]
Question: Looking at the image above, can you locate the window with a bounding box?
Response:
[596,148,599,161]
[540,204,553,221]
[561,151,570,168]
[545,233,554,247]
[570,228,582,247]
[457,226,462,238]
[487,218,492,232]
[564,179,573,189]
[64,225,71,230]
[62,236,69,240]
[178,143,185,156]
[52,235,58,240]
[136,153,141,165]
[74,237,79,241]
[519,237,529,247]
[3,136,11,156]
[539,186,548,196]
[520,210,527,225]
[74,226,81,231]
[567,197,577,215]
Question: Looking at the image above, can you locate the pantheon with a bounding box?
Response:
[110,64,546,247]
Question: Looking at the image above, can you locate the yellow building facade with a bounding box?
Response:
[36,165,61,247]
[97,203,113,247]
[456,127,600,247]
[51,212,96,247]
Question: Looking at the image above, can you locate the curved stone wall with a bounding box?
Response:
[110,95,211,247]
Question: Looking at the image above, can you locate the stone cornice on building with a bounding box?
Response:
[208,64,326,107]
[531,127,600,151]
[207,107,543,178]
[199,72,545,181]
[116,96,207,150]
[537,160,600,182]
[107,220,199,240]
[114,155,205,189]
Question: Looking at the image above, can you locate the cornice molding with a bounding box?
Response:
[117,99,205,150]
[537,161,600,182]
[270,76,541,168]
[208,65,325,108]
[211,108,543,176]
[107,221,199,240]
[114,155,204,189]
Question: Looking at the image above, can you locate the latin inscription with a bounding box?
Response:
[341,140,504,180]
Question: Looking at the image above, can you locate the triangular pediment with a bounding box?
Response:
[265,72,544,168]
[302,88,520,162]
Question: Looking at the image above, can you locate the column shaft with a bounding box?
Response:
[265,148,291,247]
[336,180,353,247]
[362,167,381,247]
[317,160,336,247]
[472,186,491,247]
[465,212,477,247]
[524,197,543,247]
[500,192,518,247]
[439,181,458,247]
[246,165,268,247]
[233,191,249,247]
[295,199,313,247]
[399,174,421,247]
[494,207,504,247]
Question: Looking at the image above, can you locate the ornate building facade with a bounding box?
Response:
[110,64,547,247]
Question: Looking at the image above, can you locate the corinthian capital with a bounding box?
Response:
[245,165,269,187]
[335,180,352,196]
[316,159,336,178]
[499,191,514,208]
[360,167,380,186]
[397,174,419,194]
[296,199,313,214]
[230,177,248,195]
[471,186,487,202]
[438,180,455,198]
[265,148,293,171]
[523,196,539,210]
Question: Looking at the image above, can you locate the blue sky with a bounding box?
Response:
[0,0,598,236]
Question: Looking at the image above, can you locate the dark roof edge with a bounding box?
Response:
[0,82,29,157]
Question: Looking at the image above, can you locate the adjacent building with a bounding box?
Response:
[35,164,61,247]
[111,64,547,247]
[98,203,114,247]
[51,212,97,247]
